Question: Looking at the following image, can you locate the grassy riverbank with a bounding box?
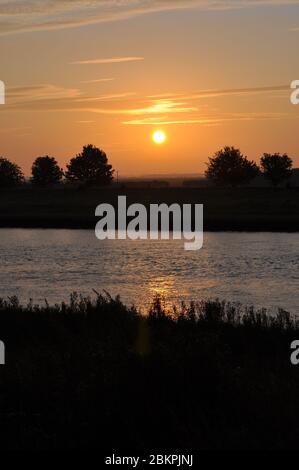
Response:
[1,186,299,231]
[0,293,298,450]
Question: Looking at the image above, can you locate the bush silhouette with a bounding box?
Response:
[0,157,24,188]
[206,146,259,187]
[65,144,114,186]
[260,153,293,187]
[31,156,64,186]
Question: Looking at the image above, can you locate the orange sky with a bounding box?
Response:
[1,1,299,176]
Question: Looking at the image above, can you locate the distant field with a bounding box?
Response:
[0,186,299,231]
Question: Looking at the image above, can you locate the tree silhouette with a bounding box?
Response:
[205,146,259,187]
[65,145,114,186]
[31,156,64,186]
[0,157,24,188]
[260,153,293,187]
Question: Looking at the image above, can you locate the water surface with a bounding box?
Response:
[0,229,298,313]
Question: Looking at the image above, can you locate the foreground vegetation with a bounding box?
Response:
[0,293,299,450]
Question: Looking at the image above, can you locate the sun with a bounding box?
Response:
[152,130,166,145]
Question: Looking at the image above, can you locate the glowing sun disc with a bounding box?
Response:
[152,130,166,144]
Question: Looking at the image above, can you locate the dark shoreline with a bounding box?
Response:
[1,219,299,232]
[1,186,299,231]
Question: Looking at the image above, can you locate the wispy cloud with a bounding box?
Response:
[4,83,137,111]
[81,78,115,84]
[146,85,290,102]
[123,117,216,125]
[3,82,294,129]
[0,1,298,36]
[6,84,81,104]
[123,99,198,115]
[78,92,136,102]
[180,85,290,100]
[71,57,144,65]
[123,112,291,126]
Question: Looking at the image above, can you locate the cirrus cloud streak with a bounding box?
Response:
[0,0,298,35]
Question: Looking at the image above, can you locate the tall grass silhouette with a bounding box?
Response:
[0,293,298,450]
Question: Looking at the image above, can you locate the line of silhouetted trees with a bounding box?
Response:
[0,144,295,189]
[205,146,294,188]
[0,144,114,188]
